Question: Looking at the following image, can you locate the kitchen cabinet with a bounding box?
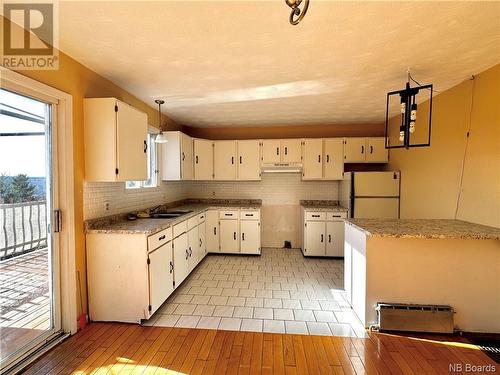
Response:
[173,232,189,286]
[148,242,174,313]
[205,210,219,252]
[281,139,302,164]
[187,226,198,271]
[302,139,323,179]
[237,140,261,180]
[194,139,214,180]
[84,98,148,182]
[366,137,388,162]
[344,137,388,163]
[323,138,344,180]
[214,140,237,180]
[240,210,261,254]
[261,139,281,164]
[198,220,206,259]
[220,215,239,253]
[302,209,348,257]
[161,131,193,180]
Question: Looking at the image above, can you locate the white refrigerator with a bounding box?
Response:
[340,171,400,218]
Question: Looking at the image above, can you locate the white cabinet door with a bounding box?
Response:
[194,139,214,180]
[198,221,206,260]
[240,220,260,254]
[366,137,388,163]
[323,138,344,180]
[116,101,148,181]
[326,221,344,257]
[237,140,261,180]
[344,138,366,163]
[148,242,174,313]
[220,219,239,253]
[261,139,281,164]
[302,139,323,179]
[187,226,198,271]
[173,233,189,286]
[304,221,325,256]
[181,134,193,180]
[214,141,237,180]
[281,139,302,164]
[205,210,219,252]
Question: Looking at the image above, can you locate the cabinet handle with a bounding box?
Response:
[242,233,245,241]
[312,214,320,218]
[284,146,288,155]
[370,145,373,154]
[276,147,279,155]
[225,213,233,216]
[144,140,148,153]
[185,249,189,260]
[328,234,331,243]
[361,145,365,154]
[240,156,242,164]
[318,155,321,163]
[182,152,185,161]
[321,234,324,243]
[231,156,234,165]
[158,235,166,241]
[214,227,217,235]
[169,261,173,273]
[233,232,236,240]
[332,215,341,218]
[326,155,329,163]
[199,238,202,247]
[245,213,253,217]
[196,155,199,164]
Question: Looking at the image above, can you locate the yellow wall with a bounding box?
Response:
[2,16,181,315]
[388,63,500,227]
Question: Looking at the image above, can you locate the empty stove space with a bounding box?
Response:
[144,248,365,337]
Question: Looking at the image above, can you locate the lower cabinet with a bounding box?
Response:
[240,220,260,254]
[148,242,174,313]
[187,226,198,271]
[302,210,347,257]
[205,210,219,252]
[198,220,206,259]
[220,219,239,253]
[173,232,189,286]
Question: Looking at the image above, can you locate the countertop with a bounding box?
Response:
[300,200,348,212]
[85,199,261,235]
[346,218,500,240]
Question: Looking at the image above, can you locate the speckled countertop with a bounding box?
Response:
[346,219,500,240]
[300,200,348,212]
[85,199,261,235]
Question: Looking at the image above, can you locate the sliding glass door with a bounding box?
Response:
[0,88,62,371]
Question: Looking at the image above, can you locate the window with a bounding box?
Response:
[126,131,159,189]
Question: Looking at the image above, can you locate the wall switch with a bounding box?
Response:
[104,201,111,211]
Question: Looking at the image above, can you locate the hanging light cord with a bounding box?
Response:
[408,71,441,93]
[454,75,476,219]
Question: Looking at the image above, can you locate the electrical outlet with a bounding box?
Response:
[212,191,215,196]
[104,200,111,211]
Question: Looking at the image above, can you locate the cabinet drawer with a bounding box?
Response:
[173,220,187,238]
[198,212,206,222]
[219,210,239,219]
[187,216,199,230]
[240,210,260,220]
[327,211,348,221]
[148,227,173,252]
[305,212,326,221]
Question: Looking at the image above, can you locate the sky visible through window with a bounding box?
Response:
[0,89,47,177]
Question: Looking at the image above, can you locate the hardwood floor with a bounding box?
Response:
[23,323,497,374]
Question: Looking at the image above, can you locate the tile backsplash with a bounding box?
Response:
[83,173,338,220]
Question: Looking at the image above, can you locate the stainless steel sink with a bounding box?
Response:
[150,210,192,219]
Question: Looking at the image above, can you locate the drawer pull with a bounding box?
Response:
[225,213,233,216]
[158,235,166,241]
[169,261,173,273]
[245,213,253,217]
[312,214,321,218]
[332,215,341,218]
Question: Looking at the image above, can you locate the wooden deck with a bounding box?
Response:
[23,323,497,374]
[0,248,50,361]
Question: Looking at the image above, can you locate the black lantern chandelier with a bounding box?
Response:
[385,71,433,149]
[285,0,309,25]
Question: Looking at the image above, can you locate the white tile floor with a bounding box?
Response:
[143,248,366,337]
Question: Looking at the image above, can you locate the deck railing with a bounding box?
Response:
[0,201,47,260]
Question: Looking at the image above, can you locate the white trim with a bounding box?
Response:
[1,68,78,338]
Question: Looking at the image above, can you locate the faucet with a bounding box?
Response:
[149,205,163,214]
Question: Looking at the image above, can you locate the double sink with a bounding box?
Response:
[150,209,193,219]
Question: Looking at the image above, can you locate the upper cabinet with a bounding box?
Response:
[302,138,323,179]
[237,140,261,180]
[261,139,302,164]
[323,138,344,180]
[161,131,193,180]
[302,138,344,180]
[214,140,237,180]
[344,137,388,163]
[194,139,214,180]
[84,98,148,182]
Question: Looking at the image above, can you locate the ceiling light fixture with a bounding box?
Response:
[385,69,433,149]
[154,99,168,144]
[285,0,309,25]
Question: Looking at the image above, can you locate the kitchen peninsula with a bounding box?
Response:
[344,219,500,333]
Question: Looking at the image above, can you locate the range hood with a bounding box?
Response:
[261,162,303,173]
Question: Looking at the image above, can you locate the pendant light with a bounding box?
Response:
[285,0,309,25]
[154,99,168,144]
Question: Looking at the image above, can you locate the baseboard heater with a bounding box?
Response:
[376,303,454,333]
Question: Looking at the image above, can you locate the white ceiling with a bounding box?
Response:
[58,1,500,127]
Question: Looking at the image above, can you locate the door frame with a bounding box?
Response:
[1,68,77,337]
